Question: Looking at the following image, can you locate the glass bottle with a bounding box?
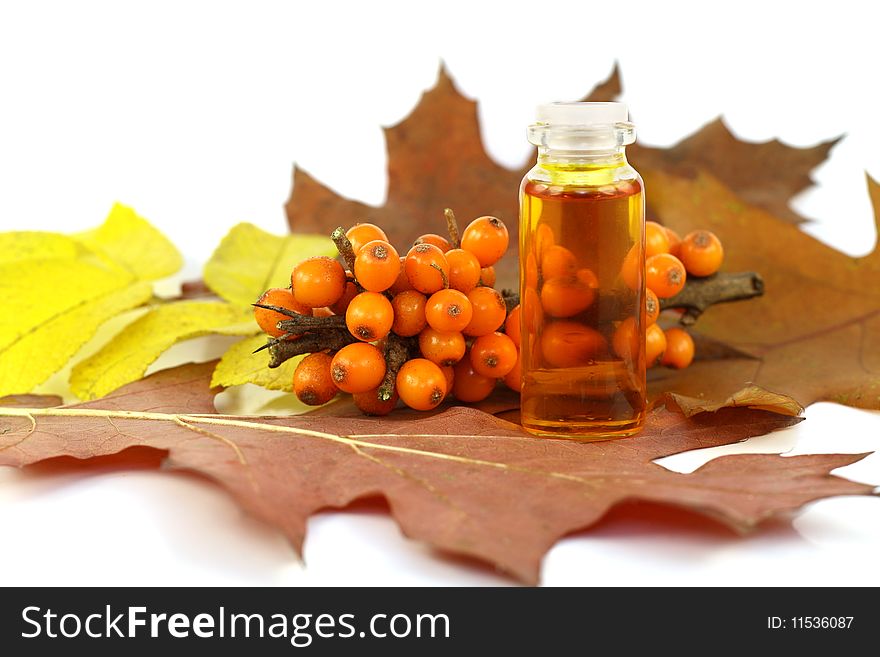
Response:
[519,102,645,439]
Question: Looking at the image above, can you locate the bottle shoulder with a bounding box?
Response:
[522,161,643,192]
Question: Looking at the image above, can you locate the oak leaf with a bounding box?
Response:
[0,363,870,584]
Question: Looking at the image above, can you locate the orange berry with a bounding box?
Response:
[390,290,427,337]
[346,291,394,342]
[503,350,522,392]
[665,227,682,258]
[414,233,451,252]
[470,332,518,378]
[440,365,455,399]
[463,286,507,337]
[461,215,509,267]
[620,243,643,291]
[577,268,599,289]
[330,343,386,393]
[293,352,337,406]
[505,304,521,348]
[396,358,448,411]
[389,257,414,295]
[541,321,607,368]
[354,240,400,292]
[452,357,496,403]
[312,306,335,318]
[522,287,543,335]
[535,223,555,262]
[292,256,347,308]
[541,276,596,318]
[662,327,695,369]
[345,223,388,255]
[254,288,310,338]
[645,221,671,258]
[425,289,473,333]
[405,243,449,294]
[679,230,724,277]
[646,253,687,298]
[645,323,667,367]
[525,252,539,290]
[445,248,481,293]
[353,387,398,416]
[418,327,466,366]
[645,287,660,326]
[329,280,359,315]
[479,266,496,287]
[612,317,640,361]
[541,244,577,280]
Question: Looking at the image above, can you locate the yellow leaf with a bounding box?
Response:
[211,334,303,391]
[204,223,335,307]
[0,281,152,396]
[74,203,182,280]
[70,301,258,400]
[0,232,80,264]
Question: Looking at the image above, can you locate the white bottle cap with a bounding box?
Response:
[535,101,629,126]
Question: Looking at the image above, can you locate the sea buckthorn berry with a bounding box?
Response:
[645,323,667,367]
[522,287,543,334]
[540,276,596,318]
[312,307,334,318]
[504,304,521,348]
[503,350,522,392]
[612,317,639,361]
[541,321,607,368]
[645,221,671,258]
[254,288,310,338]
[440,365,455,399]
[330,343,386,393]
[353,388,398,416]
[389,257,414,295]
[470,332,518,378]
[541,245,577,280]
[577,268,599,289]
[329,280,359,315]
[665,226,682,258]
[445,248,481,293]
[418,327,466,366]
[405,243,449,294]
[461,215,509,267]
[292,256,347,308]
[525,253,539,290]
[479,266,496,287]
[620,244,643,291]
[645,287,660,326]
[345,291,394,342]
[536,223,555,262]
[396,358,447,411]
[293,352,337,406]
[390,290,427,337]
[354,240,400,292]
[414,233,451,253]
[662,327,695,369]
[425,289,473,333]
[679,230,724,277]
[646,253,686,298]
[452,357,496,403]
[463,286,507,337]
[345,222,388,255]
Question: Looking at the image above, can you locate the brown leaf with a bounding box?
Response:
[631,118,840,225]
[0,364,870,584]
[285,63,620,288]
[0,394,62,409]
[644,171,880,409]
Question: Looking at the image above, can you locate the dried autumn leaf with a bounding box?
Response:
[630,118,840,225]
[0,363,870,584]
[644,171,880,410]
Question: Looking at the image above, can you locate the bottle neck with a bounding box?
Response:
[535,146,629,186]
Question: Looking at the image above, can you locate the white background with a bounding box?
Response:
[0,0,878,586]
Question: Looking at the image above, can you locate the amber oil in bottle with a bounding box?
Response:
[519,102,645,439]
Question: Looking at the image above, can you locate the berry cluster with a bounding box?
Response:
[637,222,725,369]
[254,214,518,414]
